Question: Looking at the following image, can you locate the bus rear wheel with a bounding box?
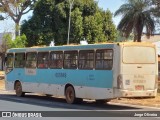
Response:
[65,86,76,104]
[15,82,25,97]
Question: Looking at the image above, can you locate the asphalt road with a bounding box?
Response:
[0,92,160,120]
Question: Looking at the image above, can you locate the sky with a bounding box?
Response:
[0,0,124,33]
[97,0,124,25]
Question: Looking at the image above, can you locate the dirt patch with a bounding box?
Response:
[111,82,160,108]
[0,80,5,90]
[111,81,160,107]
[111,95,160,108]
[0,71,5,90]
[0,71,4,80]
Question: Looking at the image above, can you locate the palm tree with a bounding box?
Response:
[151,0,160,17]
[114,0,155,42]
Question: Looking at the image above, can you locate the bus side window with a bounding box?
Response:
[79,50,94,70]
[50,51,63,69]
[15,53,25,68]
[26,52,37,68]
[37,52,49,69]
[64,51,78,69]
[95,49,113,70]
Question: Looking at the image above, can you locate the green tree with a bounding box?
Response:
[21,0,117,46]
[1,34,27,49]
[114,0,155,42]
[70,8,83,43]
[150,0,160,17]
[11,34,27,48]
[83,10,117,43]
[0,33,27,69]
[83,15,96,43]
[21,0,54,46]
[83,12,105,43]
[0,34,12,54]
[0,33,12,70]
[0,0,36,37]
[103,10,117,42]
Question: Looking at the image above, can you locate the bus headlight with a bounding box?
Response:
[117,74,123,89]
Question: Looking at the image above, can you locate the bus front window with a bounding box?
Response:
[6,54,14,68]
[6,53,14,74]
[123,46,156,64]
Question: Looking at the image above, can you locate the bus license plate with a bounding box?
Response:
[135,85,144,90]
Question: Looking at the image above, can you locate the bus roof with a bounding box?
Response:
[6,42,155,53]
[118,42,155,46]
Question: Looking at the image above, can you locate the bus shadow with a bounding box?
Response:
[0,93,142,111]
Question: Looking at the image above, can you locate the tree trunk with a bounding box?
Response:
[0,53,5,70]
[1,53,5,70]
[133,29,137,42]
[137,35,141,42]
[136,22,143,42]
[133,35,137,42]
[15,20,20,38]
[137,27,142,42]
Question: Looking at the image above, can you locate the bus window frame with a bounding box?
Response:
[78,50,94,70]
[95,49,113,70]
[64,51,78,69]
[26,52,37,68]
[14,53,25,68]
[50,51,63,69]
[37,52,49,69]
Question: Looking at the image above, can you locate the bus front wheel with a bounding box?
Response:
[15,82,25,97]
[65,86,76,104]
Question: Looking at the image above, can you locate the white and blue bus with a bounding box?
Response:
[5,42,158,104]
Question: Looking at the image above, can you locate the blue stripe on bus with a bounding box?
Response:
[7,69,113,88]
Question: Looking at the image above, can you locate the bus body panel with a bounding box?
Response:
[112,45,121,97]
[119,44,158,97]
[6,68,114,99]
[5,43,158,101]
[6,43,116,100]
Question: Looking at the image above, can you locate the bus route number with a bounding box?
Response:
[55,73,67,78]
[88,74,95,81]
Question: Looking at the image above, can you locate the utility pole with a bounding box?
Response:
[67,0,74,45]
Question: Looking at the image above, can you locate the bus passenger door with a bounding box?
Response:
[23,52,38,92]
[24,68,37,92]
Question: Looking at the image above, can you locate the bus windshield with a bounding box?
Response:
[123,46,156,64]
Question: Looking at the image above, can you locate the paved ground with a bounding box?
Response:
[0,91,160,119]
[0,78,160,119]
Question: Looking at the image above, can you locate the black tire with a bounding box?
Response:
[15,82,25,97]
[75,98,83,104]
[95,99,110,104]
[65,86,76,104]
[46,94,52,97]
